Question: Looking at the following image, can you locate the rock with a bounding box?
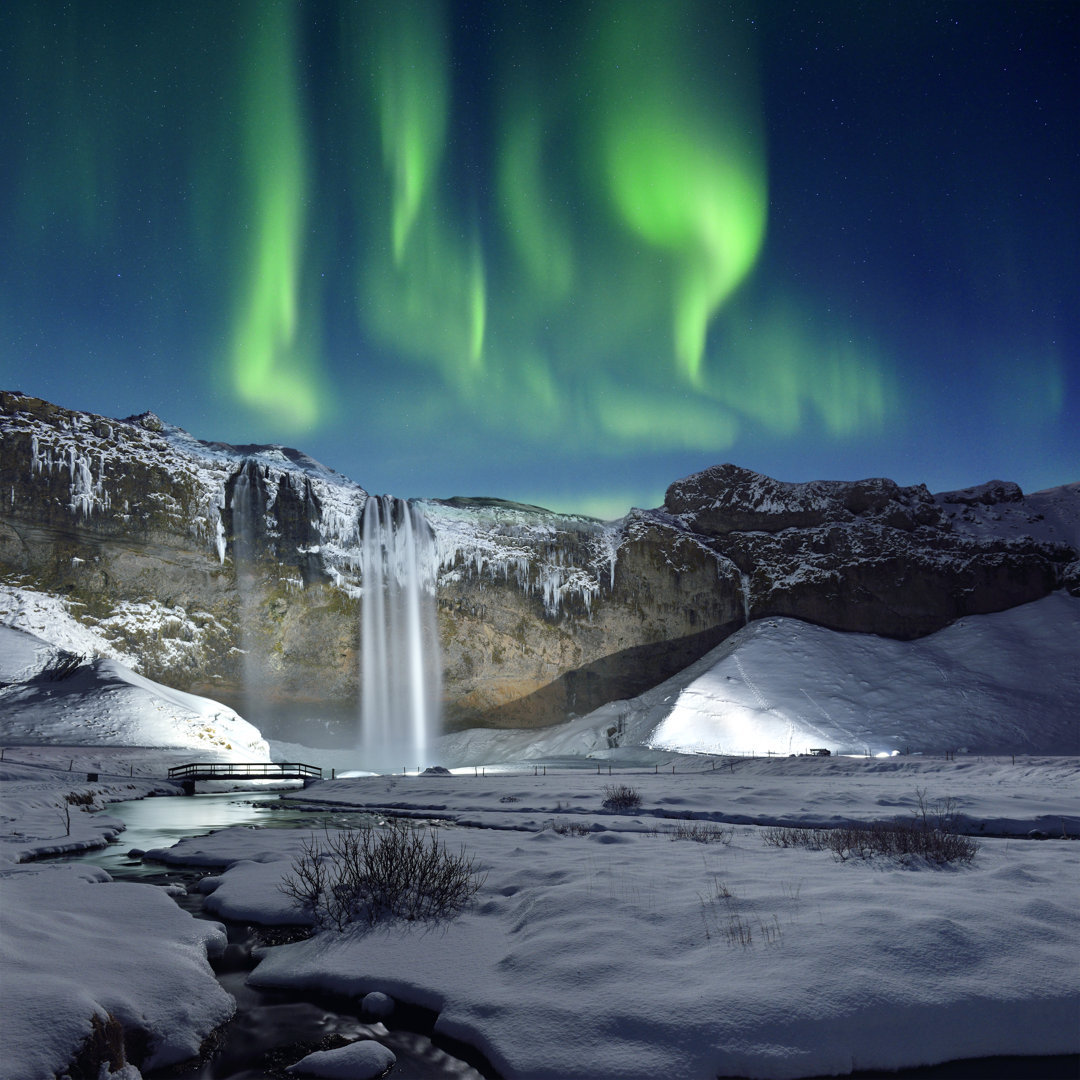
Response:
[937,480,1024,506]
[360,991,395,1019]
[1,392,1075,737]
[664,463,943,535]
[287,1039,395,1079]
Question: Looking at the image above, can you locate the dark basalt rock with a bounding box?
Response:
[664,463,944,536]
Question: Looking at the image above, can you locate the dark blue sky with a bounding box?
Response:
[2,1,1076,517]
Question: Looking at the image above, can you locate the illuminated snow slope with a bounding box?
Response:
[437,592,1080,763]
[642,591,1080,757]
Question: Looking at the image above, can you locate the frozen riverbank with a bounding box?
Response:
[151,756,1079,1079]
[2,751,1078,1079]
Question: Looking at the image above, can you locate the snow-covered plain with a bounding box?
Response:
[1,578,1078,1076]
[2,748,1077,1079]
[142,760,1080,1079]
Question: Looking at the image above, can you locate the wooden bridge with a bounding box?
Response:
[168,761,322,793]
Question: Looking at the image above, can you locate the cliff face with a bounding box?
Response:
[1,392,1076,740]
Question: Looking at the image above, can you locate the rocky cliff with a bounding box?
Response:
[1,391,1076,741]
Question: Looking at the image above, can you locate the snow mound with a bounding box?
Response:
[436,593,1080,764]
[0,625,269,759]
[640,592,1080,757]
[287,1040,396,1079]
[0,862,234,1079]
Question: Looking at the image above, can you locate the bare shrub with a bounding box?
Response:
[666,820,732,844]
[601,784,642,812]
[761,825,828,850]
[827,800,979,866]
[279,822,485,931]
[548,817,591,837]
[36,650,85,682]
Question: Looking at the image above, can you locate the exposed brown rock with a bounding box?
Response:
[1,392,1075,738]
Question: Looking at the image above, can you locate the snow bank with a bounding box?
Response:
[438,593,1080,764]
[0,861,234,1080]
[642,593,1080,757]
[0,624,269,759]
[139,761,1080,1079]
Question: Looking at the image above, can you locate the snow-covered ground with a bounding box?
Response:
[0,861,234,1080]
[138,760,1080,1078]
[0,622,270,759]
[432,592,1080,765]
[2,749,1078,1078]
[0,748,240,1080]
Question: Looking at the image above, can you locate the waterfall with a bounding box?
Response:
[230,461,264,725]
[360,496,442,771]
[739,570,752,626]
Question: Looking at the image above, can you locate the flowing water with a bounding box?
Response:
[229,461,264,727]
[63,795,1077,1080]
[360,496,442,773]
[71,794,494,1079]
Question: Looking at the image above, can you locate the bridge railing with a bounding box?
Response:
[167,761,322,781]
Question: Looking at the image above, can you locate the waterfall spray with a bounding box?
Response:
[360,496,442,770]
[230,461,265,725]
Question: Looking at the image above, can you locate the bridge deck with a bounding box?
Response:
[167,761,322,782]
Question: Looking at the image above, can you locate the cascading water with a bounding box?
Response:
[359,496,442,771]
[230,461,264,725]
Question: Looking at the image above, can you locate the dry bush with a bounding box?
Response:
[761,825,829,850]
[548,817,591,837]
[601,784,642,812]
[279,822,485,931]
[828,791,978,865]
[760,792,977,866]
[666,820,733,844]
[36,650,85,682]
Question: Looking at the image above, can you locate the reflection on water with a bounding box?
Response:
[72,794,494,1079]
[75,792,374,877]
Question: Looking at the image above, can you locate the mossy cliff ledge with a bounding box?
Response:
[1,392,1076,736]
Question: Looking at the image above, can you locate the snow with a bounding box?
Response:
[431,593,1080,764]
[0,625,270,758]
[0,861,234,1080]
[642,592,1080,757]
[0,584,138,666]
[1,749,1077,1077]
[287,1039,396,1078]
[115,759,1080,1079]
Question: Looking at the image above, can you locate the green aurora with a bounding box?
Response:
[1,1,1075,514]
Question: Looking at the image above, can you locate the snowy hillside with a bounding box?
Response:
[437,592,1080,763]
[0,623,269,759]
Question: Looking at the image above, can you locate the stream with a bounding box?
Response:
[70,792,497,1080]
[68,793,1077,1080]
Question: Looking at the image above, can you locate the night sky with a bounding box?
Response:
[2,1,1076,518]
